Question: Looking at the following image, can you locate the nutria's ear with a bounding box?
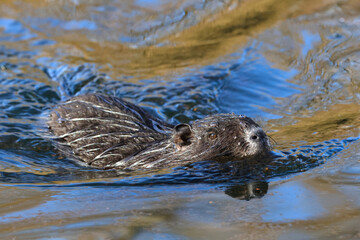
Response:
[173,123,194,151]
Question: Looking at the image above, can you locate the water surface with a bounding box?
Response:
[0,0,360,239]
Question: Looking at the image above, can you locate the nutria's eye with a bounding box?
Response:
[208,133,217,140]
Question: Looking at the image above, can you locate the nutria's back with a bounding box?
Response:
[48,94,272,170]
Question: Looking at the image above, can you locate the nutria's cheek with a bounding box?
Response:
[232,141,248,157]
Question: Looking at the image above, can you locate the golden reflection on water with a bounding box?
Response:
[270,104,360,147]
[0,186,52,216]
[0,0,341,80]
[72,0,338,79]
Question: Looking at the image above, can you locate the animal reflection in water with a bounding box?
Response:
[225,181,268,200]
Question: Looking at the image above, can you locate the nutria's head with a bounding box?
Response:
[172,114,271,160]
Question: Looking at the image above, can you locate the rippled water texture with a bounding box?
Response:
[0,0,360,239]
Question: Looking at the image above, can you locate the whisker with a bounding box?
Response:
[269,135,277,147]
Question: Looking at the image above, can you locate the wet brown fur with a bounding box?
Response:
[48,94,271,170]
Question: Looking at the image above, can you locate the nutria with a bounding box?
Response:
[48,94,272,170]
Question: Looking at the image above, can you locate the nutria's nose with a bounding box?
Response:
[251,134,259,140]
[249,130,265,141]
[248,129,269,146]
[248,128,271,150]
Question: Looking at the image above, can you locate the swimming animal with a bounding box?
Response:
[48,94,272,170]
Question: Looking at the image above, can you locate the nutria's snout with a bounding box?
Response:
[243,124,272,157]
